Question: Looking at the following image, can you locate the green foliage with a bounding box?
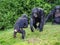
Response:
[0,0,60,30]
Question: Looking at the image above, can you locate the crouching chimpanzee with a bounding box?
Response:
[14,14,28,39]
[46,6,60,24]
[30,7,45,32]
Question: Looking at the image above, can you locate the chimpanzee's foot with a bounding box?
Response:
[31,28,34,32]
[39,30,43,32]
[39,29,43,32]
[13,33,16,38]
[13,32,17,38]
[31,30,34,32]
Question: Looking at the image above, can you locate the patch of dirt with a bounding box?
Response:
[26,38,41,44]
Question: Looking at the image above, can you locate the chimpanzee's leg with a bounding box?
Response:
[14,29,17,38]
[21,30,25,39]
[52,17,60,24]
[39,15,45,32]
[38,23,42,31]
[18,28,25,39]
[52,19,56,24]
[30,18,34,32]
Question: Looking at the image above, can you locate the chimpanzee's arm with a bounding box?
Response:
[30,18,34,32]
[45,9,55,22]
[39,11,45,32]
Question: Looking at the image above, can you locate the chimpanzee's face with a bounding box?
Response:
[33,13,38,17]
[56,9,60,12]
[55,7,60,17]
[33,10,38,18]
[55,7,60,12]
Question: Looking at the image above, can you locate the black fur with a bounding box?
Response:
[30,7,45,32]
[14,14,28,39]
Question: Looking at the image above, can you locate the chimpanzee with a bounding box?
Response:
[14,14,28,39]
[30,7,45,32]
[46,6,60,24]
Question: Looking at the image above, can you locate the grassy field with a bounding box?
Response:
[0,23,60,45]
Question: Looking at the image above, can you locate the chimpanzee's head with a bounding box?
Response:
[22,14,28,18]
[55,6,60,12]
[21,14,28,28]
[32,8,39,18]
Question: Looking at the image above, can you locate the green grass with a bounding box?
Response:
[0,23,60,45]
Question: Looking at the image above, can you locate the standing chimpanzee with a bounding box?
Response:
[14,14,28,39]
[30,7,45,32]
[46,6,60,24]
